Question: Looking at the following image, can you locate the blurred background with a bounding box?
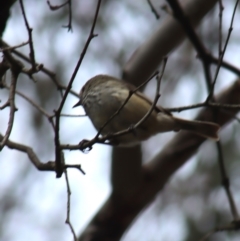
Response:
[1,0,240,240]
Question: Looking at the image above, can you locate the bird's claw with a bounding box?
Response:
[79,139,92,152]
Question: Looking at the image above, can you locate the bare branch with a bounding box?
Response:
[63,153,78,241]
[164,0,213,87]
[47,0,68,10]
[218,0,224,57]
[2,82,56,130]
[19,0,38,73]
[0,68,19,150]
[133,61,166,129]
[210,56,240,76]
[0,133,84,174]
[0,133,56,171]
[64,164,86,175]
[147,0,160,19]
[62,0,73,32]
[54,0,102,177]
[60,114,86,118]
[207,0,239,101]
[0,41,29,52]
[47,0,73,31]
[165,101,240,112]
[216,141,239,220]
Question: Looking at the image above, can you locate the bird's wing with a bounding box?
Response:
[123,81,172,116]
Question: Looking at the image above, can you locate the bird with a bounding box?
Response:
[73,75,220,146]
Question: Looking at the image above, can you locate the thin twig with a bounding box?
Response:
[60,113,86,117]
[166,0,212,88]
[63,154,78,241]
[47,0,68,10]
[47,0,73,31]
[165,101,240,112]
[216,141,240,220]
[134,59,167,129]
[0,40,79,99]
[0,133,55,170]
[0,41,29,52]
[0,101,10,109]
[0,70,18,150]
[210,55,240,76]
[0,133,83,172]
[16,90,51,118]
[202,61,212,93]
[19,0,37,72]
[62,0,73,32]
[0,40,64,97]
[207,0,239,101]
[0,45,25,150]
[54,0,102,177]
[64,164,86,175]
[147,0,160,19]
[3,82,55,130]
[218,0,224,57]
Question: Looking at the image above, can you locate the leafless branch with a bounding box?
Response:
[0,67,19,150]
[4,42,79,96]
[216,141,239,220]
[54,0,102,177]
[63,154,78,241]
[60,113,86,117]
[0,133,56,171]
[62,0,73,32]
[133,60,166,129]
[207,0,239,101]
[0,41,29,52]
[147,0,160,19]
[0,39,59,82]
[19,0,38,73]
[47,0,68,10]
[2,82,56,130]
[210,56,240,76]
[0,133,84,173]
[64,164,86,175]
[165,101,240,112]
[166,0,212,88]
[47,0,73,31]
[218,0,224,57]
[166,0,239,105]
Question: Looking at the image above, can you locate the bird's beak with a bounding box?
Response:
[72,99,82,108]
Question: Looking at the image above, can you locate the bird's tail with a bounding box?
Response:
[174,117,220,140]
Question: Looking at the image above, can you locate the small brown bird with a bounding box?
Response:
[73,75,220,146]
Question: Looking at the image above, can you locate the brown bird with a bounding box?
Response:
[73,75,220,146]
